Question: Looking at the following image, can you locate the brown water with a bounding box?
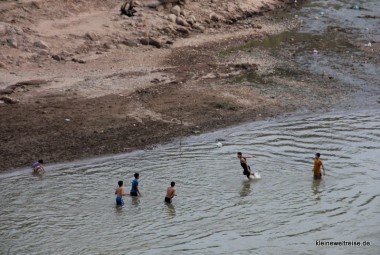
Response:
[1,110,380,255]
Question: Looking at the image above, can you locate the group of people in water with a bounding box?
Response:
[32,151,325,207]
[114,172,177,206]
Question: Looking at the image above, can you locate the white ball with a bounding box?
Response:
[216,142,223,148]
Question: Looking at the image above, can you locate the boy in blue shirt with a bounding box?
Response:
[130,173,141,196]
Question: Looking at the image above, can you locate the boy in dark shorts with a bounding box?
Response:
[313,153,326,179]
[130,173,141,196]
[165,182,176,203]
[237,152,255,179]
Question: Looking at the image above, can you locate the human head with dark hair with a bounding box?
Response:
[316,153,321,158]
[171,181,175,187]
[134,173,139,179]
[38,159,44,164]
[118,180,123,187]
[237,152,242,159]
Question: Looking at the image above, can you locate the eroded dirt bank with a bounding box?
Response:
[0,0,367,172]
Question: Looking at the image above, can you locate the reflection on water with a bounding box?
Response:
[131,197,141,207]
[32,171,45,180]
[1,110,380,255]
[239,181,252,197]
[312,179,322,201]
[165,203,176,217]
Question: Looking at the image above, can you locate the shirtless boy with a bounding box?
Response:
[165,182,176,203]
[313,153,326,179]
[115,180,128,206]
[237,152,255,179]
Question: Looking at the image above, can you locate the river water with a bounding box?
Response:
[2,0,380,254]
[1,109,380,255]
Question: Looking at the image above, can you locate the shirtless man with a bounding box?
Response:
[165,182,176,203]
[32,159,45,173]
[115,180,128,206]
[313,153,326,179]
[237,152,255,179]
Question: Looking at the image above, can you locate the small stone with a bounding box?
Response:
[52,54,65,61]
[167,14,177,23]
[171,5,181,16]
[140,37,162,48]
[210,12,221,22]
[176,26,190,34]
[6,38,18,48]
[164,3,172,10]
[156,5,164,12]
[176,16,190,27]
[121,38,138,47]
[149,38,162,48]
[180,10,188,17]
[103,43,114,49]
[84,32,98,41]
[33,40,49,49]
[140,38,149,45]
[71,58,81,63]
[187,15,196,25]
[192,24,205,32]
[0,96,19,104]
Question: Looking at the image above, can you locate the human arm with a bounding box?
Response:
[122,187,129,196]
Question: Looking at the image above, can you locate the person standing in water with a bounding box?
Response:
[130,173,141,197]
[313,153,326,179]
[115,180,128,206]
[32,159,45,173]
[237,152,255,179]
[165,182,176,203]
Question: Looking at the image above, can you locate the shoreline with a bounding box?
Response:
[4,106,373,177]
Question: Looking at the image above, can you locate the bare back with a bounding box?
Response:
[115,187,126,197]
[166,187,176,198]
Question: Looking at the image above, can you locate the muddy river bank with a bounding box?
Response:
[0,0,379,173]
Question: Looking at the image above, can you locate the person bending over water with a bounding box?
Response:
[313,153,326,179]
[237,152,255,179]
[32,159,45,173]
[165,182,176,203]
[115,180,128,206]
[130,173,141,197]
